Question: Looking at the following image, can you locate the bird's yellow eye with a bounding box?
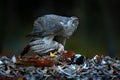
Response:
[50,51,58,57]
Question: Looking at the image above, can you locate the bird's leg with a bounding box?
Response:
[62,38,66,46]
[57,43,64,53]
[53,36,67,53]
[54,36,66,46]
[57,43,67,54]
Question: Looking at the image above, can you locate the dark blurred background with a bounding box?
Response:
[0,0,120,58]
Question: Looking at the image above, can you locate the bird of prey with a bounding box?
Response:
[21,14,79,56]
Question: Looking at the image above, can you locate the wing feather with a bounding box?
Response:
[29,14,69,37]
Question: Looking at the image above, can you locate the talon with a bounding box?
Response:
[50,51,58,57]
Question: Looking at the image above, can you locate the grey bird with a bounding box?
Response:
[21,14,79,56]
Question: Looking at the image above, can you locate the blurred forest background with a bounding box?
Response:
[0,0,120,58]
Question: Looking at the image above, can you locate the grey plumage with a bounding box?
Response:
[27,14,79,55]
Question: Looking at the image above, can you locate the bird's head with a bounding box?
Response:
[68,16,79,29]
[60,16,79,37]
[67,16,79,28]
